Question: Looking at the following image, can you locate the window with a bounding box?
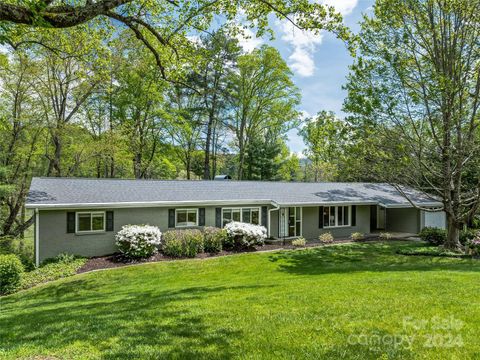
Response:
[323,206,351,228]
[175,209,198,227]
[222,208,260,227]
[76,212,105,233]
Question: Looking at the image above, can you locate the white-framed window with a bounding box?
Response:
[222,207,260,227]
[76,211,106,233]
[323,206,351,228]
[175,209,198,227]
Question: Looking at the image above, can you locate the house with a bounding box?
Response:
[25,177,445,266]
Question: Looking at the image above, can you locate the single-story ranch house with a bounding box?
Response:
[26,177,446,266]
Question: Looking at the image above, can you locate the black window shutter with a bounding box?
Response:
[319,206,324,229]
[215,208,222,228]
[168,209,175,228]
[106,211,114,231]
[199,208,205,226]
[67,212,75,233]
[351,205,357,226]
[261,206,268,226]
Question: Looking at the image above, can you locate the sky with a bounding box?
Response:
[237,0,375,155]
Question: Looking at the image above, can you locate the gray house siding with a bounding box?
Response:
[301,205,371,240]
[386,208,420,233]
[37,204,271,263]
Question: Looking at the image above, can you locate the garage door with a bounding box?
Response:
[423,211,446,229]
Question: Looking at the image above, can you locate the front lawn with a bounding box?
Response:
[1,241,479,359]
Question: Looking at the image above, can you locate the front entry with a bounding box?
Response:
[279,207,302,238]
[370,205,386,230]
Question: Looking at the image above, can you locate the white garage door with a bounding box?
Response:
[424,211,446,229]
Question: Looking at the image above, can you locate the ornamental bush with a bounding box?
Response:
[350,232,365,241]
[292,237,307,247]
[419,227,446,246]
[460,229,477,246]
[203,227,226,253]
[162,232,184,257]
[319,232,334,244]
[0,254,24,295]
[379,232,393,240]
[162,229,204,258]
[224,222,267,250]
[467,238,480,256]
[115,225,162,259]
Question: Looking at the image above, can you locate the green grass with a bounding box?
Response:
[1,241,479,359]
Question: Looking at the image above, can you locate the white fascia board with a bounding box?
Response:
[275,201,379,207]
[25,199,275,210]
[380,202,443,209]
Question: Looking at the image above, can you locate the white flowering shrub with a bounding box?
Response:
[115,225,162,259]
[224,221,267,250]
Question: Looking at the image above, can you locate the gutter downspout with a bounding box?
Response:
[35,208,39,267]
[268,201,280,238]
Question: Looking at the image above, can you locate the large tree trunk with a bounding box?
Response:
[203,111,213,180]
[49,132,62,177]
[444,213,462,251]
[133,153,142,179]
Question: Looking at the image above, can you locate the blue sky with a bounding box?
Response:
[237,0,374,155]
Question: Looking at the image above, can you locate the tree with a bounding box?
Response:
[193,29,240,180]
[165,84,203,180]
[300,111,347,182]
[111,38,168,179]
[0,50,43,236]
[343,0,480,250]
[228,45,300,179]
[278,151,302,182]
[30,27,109,177]
[0,0,351,85]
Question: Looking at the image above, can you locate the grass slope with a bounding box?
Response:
[1,241,479,359]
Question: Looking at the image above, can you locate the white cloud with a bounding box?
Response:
[277,0,358,77]
[186,35,201,45]
[236,28,264,53]
[322,0,359,16]
[279,21,323,77]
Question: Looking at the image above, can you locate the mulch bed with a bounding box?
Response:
[77,237,384,274]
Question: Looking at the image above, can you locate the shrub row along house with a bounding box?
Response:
[26,177,445,265]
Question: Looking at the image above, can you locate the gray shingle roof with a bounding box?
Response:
[26,177,442,209]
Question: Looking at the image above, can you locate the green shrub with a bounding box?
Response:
[419,227,446,246]
[162,233,184,257]
[319,232,334,243]
[184,230,204,257]
[162,229,204,258]
[0,254,24,295]
[0,236,35,271]
[222,234,235,250]
[292,237,307,247]
[203,227,226,253]
[460,229,477,246]
[22,256,86,290]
